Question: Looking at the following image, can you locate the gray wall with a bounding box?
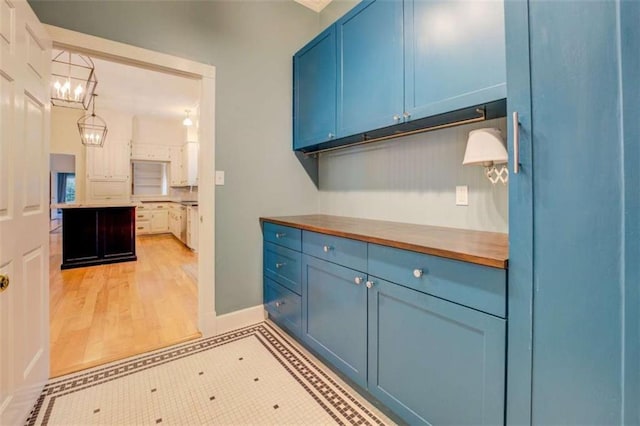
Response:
[30,0,321,315]
[32,0,508,317]
[318,118,508,232]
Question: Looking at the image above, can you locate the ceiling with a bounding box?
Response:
[52,49,200,119]
[294,0,333,13]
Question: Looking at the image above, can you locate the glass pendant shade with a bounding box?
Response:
[78,95,107,147]
[51,50,97,110]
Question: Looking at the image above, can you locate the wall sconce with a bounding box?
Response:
[463,128,508,184]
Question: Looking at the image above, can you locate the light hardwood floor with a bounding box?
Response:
[49,231,200,378]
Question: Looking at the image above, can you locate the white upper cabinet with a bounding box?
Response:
[169,145,183,187]
[86,138,130,181]
[131,143,170,161]
[181,142,199,186]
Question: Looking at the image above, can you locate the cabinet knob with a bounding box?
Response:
[403,112,411,120]
[393,114,401,122]
[328,133,335,139]
[275,262,286,269]
[275,301,285,308]
[413,269,423,278]
[354,276,364,285]
[322,245,333,253]
[275,232,286,239]
[366,280,374,289]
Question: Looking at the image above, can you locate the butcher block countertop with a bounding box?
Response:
[260,214,508,269]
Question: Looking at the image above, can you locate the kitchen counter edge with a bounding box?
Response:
[260,214,508,269]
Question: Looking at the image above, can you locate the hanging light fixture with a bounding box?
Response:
[182,109,193,127]
[50,50,97,110]
[77,94,108,147]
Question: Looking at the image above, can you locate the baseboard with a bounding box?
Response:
[215,305,266,335]
[199,310,218,338]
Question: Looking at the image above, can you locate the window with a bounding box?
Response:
[57,173,75,203]
[132,161,168,196]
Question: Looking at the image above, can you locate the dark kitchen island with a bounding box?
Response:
[57,204,137,270]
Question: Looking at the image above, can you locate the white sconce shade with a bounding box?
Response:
[463,128,509,184]
[463,128,508,166]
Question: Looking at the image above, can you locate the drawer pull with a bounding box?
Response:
[275,232,286,239]
[354,276,364,285]
[322,245,333,253]
[275,301,285,308]
[137,227,144,230]
[275,262,286,269]
[366,280,374,289]
[413,269,424,278]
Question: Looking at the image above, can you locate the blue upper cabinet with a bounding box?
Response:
[336,0,404,138]
[292,0,506,152]
[293,25,337,150]
[404,0,506,121]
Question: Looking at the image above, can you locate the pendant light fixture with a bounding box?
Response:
[182,109,193,127]
[50,50,97,110]
[78,94,108,147]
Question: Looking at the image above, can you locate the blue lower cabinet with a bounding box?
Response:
[302,254,367,388]
[264,277,302,338]
[367,277,506,426]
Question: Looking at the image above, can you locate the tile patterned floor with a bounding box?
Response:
[26,322,394,425]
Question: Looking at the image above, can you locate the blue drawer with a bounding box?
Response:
[265,277,302,337]
[302,231,367,272]
[368,244,506,318]
[264,242,302,295]
[263,222,301,251]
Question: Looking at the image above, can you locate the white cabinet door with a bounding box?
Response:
[151,210,169,233]
[87,180,129,202]
[187,206,199,251]
[87,139,130,181]
[181,142,199,186]
[169,146,182,186]
[86,144,110,180]
[131,143,170,161]
[109,139,131,181]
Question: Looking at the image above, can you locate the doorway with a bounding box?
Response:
[46,26,216,377]
[49,153,75,231]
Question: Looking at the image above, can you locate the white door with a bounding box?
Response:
[0,1,51,424]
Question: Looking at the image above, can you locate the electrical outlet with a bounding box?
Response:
[215,171,225,186]
[456,185,468,206]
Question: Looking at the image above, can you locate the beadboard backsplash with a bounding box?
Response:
[318,118,508,233]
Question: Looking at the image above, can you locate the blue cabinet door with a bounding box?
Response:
[293,25,337,150]
[368,277,505,426]
[404,0,506,121]
[336,0,403,138]
[302,255,367,388]
[504,1,534,424]
[506,1,640,424]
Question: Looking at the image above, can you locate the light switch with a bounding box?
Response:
[456,185,468,206]
[215,171,225,186]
